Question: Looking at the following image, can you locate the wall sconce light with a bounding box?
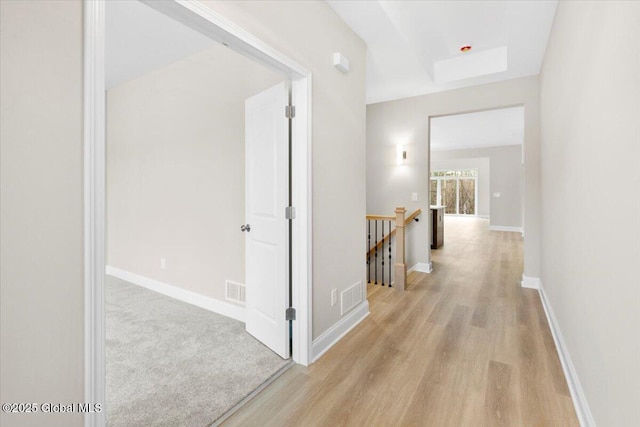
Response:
[396,144,407,165]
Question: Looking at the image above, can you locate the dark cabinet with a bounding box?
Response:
[431,206,444,249]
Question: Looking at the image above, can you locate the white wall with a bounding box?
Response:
[0,1,84,426]
[432,144,523,228]
[367,76,540,277]
[107,45,282,304]
[540,1,640,425]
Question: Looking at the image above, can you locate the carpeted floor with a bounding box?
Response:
[106,275,289,426]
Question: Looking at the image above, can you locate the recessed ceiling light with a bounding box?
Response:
[460,45,472,52]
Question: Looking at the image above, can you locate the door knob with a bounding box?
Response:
[240,224,251,232]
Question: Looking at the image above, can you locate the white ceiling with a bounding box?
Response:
[106,0,217,89]
[430,106,524,152]
[327,1,557,104]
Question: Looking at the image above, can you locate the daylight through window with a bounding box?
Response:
[429,169,477,215]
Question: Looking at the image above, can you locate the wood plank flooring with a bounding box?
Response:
[222,217,578,427]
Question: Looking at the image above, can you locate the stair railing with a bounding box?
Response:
[366,207,421,291]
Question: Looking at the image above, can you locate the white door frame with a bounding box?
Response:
[83,1,313,426]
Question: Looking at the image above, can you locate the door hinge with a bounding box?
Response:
[285,206,296,220]
[285,105,296,119]
[286,307,296,321]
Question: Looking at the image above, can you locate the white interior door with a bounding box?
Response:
[244,82,289,359]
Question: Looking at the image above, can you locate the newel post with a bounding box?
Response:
[394,207,407,291]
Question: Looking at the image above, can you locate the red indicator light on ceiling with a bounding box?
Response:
[460,45,472,52]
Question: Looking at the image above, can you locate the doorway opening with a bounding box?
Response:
[84,1,312,426]
[428,106,524,256]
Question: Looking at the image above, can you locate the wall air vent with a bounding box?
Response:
[225,280,246,305]
[341,281,363,316]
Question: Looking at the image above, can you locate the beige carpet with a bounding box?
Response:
[106,275,289,426]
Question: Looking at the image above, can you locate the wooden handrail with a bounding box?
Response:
[365,208,421,259]
[365,214,396,221]
[406,208,422,223]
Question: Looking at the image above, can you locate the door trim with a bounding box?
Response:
[83,1,313,426]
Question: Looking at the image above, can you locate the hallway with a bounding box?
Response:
[224,217,578,426]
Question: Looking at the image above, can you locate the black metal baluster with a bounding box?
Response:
[389,220,392,287]
[367,220,371,284]
[374,220,378,285]
[381,220,385,286]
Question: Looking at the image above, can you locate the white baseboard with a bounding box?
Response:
[489,225,523,233]
[478,215,490,219]
[312,300,369,363]
[521,274,541,289]
[408,261,433,274]
[105,266,245,322]
[538,282,596,427]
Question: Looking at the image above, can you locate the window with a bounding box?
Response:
[429,169,477,215]
[429,180,437,205]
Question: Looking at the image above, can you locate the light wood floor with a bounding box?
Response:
[223,217,578,427]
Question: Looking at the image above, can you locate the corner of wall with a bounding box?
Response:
[520,274,541,289]
[311,300,369,363]
[409,262,433,274]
